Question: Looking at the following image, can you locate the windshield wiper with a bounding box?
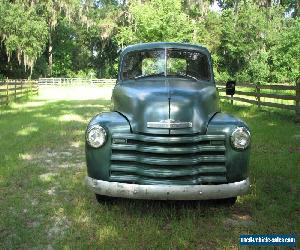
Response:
[174,73,198,81]
[134,72,165,80]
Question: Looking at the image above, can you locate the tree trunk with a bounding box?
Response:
[48,33,53,77]
[295,0,300,17]
[234,0,239,14]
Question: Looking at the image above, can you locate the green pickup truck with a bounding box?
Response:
[85,42,250,203]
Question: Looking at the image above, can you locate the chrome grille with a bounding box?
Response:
[110,133,227,185]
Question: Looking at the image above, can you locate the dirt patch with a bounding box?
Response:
[26,220,40,228]
[23,146,85,171]
[47,214,71,240]
[39,85,113,101]
[224,209,255,228]
[39,173,58,182]
[288,146,300,153]
[46,187,56,196]
[47,245,54,250]
[293,134,300,140]
[224,217,255,228]
[31,198,39,206]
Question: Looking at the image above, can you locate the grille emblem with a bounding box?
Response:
[147,119,192,129]
[112,138,127,144]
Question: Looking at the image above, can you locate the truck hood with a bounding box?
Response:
[111,79,219,135]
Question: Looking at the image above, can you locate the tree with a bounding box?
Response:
[34,0,81,76]
[0,1,48,76]
[116,0,195,46]
[215,1,286,83]
[0,0,298,82]
[269,18,300,81]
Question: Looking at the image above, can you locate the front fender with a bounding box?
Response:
[207,113,251,183]
[85,112,131,180]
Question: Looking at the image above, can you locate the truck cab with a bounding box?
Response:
[85,42,250,202]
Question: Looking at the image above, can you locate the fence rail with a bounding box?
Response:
[4,77,299,121]
[38,78,116,85]
[0,80,39,106]
[217,80,300,121]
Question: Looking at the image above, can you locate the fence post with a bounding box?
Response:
[6,79,9,105]
[295,78,300,123]
[25,80,27,97]
[256,83,261,108]
[14,82,16,100]
[36,81,38,95]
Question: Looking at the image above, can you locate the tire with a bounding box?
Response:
[222,197,237,206]
[95,193,111,203]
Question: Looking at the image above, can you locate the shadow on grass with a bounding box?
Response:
[63,100,299,249]
[0,96,299,249]
[220,100,296,123]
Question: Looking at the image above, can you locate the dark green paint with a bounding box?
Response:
[112,79,219,135]
[86,42,250,185]
[85,112,131,181]
[206,113,251,182]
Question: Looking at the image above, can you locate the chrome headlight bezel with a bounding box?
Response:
[230,127,251,150]
[86,124,107,148]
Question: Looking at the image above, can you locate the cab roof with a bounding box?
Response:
[120,42,210,57]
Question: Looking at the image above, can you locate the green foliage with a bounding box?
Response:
[269,18,300,81]
[0,1,48,71]
[51,19,77,77]
[216,3,284,83]
[0,88,299,248]
[117,0,195,45]
[0,0,299,82]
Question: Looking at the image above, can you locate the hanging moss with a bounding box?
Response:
[0,2,48,72]
[0,0,83,73]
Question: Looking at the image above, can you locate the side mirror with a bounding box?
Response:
[226,80,236,95]
[117,47,123,55]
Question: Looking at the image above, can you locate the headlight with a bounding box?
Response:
[231,127,250,150]
[86,125,107,148]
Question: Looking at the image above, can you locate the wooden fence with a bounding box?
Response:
[217,80,300,121]
[0,79,39,106]
[39,77,300,120]
[4,77,299,121]
[38,78,116,85]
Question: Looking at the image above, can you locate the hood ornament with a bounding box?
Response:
[147,119,192,129]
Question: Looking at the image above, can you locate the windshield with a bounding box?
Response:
[121,48,211,81]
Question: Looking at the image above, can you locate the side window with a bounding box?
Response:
[186,52,211,81]
[122,51,142,80]
[198,55,210,80]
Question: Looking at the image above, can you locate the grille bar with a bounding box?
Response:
[110,133,227,185]
[112,144,225,154]
[112,133,225,144]
[111,153,225,166]
[111,163,226,178]
[110,174,227,185]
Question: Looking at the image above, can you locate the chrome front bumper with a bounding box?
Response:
[86,177,250,200]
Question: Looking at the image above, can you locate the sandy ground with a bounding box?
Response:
[38,85,114,101]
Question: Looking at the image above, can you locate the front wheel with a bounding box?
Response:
[222,197,237,206]
[95,194,111,203]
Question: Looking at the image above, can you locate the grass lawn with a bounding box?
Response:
[0,86,299,249]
